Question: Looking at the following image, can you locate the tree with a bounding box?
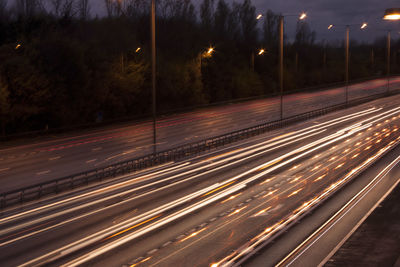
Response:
[295,21,316,47]
[214,0,230,39]
[262,9,279,48]
[0,0,7,22]
[76,0,90,20]
[200,0,214,31]
[14,0,43,18]
[49,0,75,18]
[0,77,10,136]
[239,0,257,46]
[104,0,122,17]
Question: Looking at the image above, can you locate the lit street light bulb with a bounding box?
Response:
[328,24,334,30]
[299,13,307,20]
[383,8,400,20]
[258,49,265,55]
[361,22,368,29]
[256,14,263,20]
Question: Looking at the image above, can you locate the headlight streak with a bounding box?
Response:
[0,161,192,225]
[220,193,242,204]
[10,107,400,266]
[215,136,400,267]
[0,129,326,239]
[178,228,208,243]
[153,126,398,267]
[277,153,400,267]
[54,117,393,267]
[262,189,278,198]
[287,188,303,197]
[130,257,151,267]
[26,117,376,266]
[0,107,380,226]
[227,206,248,217]
[253,206,272,217]
[0,122,338,248]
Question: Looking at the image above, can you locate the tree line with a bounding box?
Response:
[0,0,399,136]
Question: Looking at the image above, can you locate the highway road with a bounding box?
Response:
[0,92,400,266]
[0,77,399,193]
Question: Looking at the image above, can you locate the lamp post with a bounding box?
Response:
[258,12,306,120]
[328,22,367,106]
[387,30,391,93]
[383,8,400,94]
[151,0,156,154]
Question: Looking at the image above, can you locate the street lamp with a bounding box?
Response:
[328,22,367,106]
[151,0,157,154]
[383,8,400,20]
[257,11,306,119]
[278,12,307,119]
[383,8,400,94]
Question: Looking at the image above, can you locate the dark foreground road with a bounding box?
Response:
[0,93,399,267]
[0,77,399,193]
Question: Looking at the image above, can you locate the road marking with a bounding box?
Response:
[92,147,102,151]
[279,154,400,267]
[86,159,97,164]
[36,170,50,175]
[49,156,61,161]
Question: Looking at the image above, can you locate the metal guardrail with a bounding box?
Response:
[1,90,399,209]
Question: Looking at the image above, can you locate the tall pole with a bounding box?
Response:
[251,51,255,71]
[387,30,391,94]
[279,15,284,120]
[151,0,157,154]
[345,25,349,106]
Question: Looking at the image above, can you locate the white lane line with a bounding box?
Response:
[36,170,50,175]
[49,156,61,161]
[0,167,10,172]
[92,147,102,151]
[86,159,97,164]
[1,107,387,248]
[280,154,400,267]
[60,128,364,266]
[0,124,325,228]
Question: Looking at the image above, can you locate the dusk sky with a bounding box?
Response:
[6,0,400,43]
[89,0,400,43]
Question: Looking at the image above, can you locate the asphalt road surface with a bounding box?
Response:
[0,92,400,267]
[0,77,399,193]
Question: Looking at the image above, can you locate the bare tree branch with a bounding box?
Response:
[76,0,90,20]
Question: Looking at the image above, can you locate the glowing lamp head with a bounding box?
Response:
[256,14,263,20]
[135,47,141,53]
[361,22,368,29]
[299,13,307,20]
[207,47,214,54]
[328,24,334,30]
[258,49,265,55]
[383,8,400,20]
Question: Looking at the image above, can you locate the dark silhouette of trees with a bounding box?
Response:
[0,0,398,136]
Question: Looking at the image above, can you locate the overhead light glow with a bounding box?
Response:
[383,8,400,20]
[361,23,368,29]
[258,49,265,55]
[299,13,307,20]
[328,24,334,30]
[256,14,263,20]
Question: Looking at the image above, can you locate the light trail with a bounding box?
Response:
[4,105,400,266]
